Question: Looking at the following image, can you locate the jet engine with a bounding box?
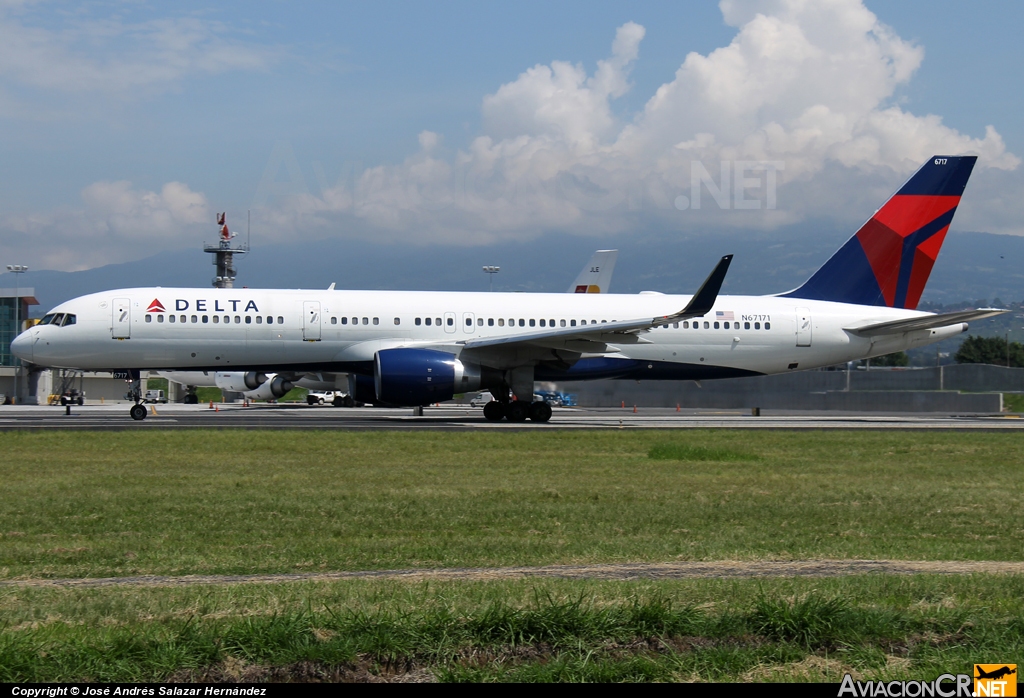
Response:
[242,374,295,400]
[347,374,378,405]
[214,371,268,392]
[374,348,495,406]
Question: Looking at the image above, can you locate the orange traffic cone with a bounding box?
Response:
[215,404,219,412]
[209,400,214,409]
[633,404,637,413]
[676,403,680,412]
[621,400,625,408]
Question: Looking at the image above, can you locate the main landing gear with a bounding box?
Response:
[130,403,148,421]
[483,400,552,423]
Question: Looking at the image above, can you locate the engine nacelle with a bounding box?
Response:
[243,374,294,400]
[374,348,488,406]
[214,371,268,392]
[347,374,377,404]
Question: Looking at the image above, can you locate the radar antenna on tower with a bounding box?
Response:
[203,212,249,288]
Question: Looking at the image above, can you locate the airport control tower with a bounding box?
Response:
[204,212,248,288]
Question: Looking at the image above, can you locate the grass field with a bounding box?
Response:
[1,430,1022,681]
[2,575,1022,682]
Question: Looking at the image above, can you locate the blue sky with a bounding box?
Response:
[1,0,1022,273]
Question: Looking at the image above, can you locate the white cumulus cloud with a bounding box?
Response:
[1,181,210,270]
[267,0,1018,247]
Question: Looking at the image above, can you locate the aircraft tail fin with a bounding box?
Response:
[569,250,618,293]
[782,156,977,309]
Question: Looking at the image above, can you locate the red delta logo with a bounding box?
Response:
[147,299,166,313]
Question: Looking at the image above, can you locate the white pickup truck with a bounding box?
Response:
[306,391,356,407]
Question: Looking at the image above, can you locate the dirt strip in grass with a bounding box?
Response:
[5,559,1024,589]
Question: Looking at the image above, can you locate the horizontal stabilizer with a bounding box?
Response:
[844,308,1007,337]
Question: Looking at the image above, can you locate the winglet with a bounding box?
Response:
[667,255,733,321]
[327,282,336,291]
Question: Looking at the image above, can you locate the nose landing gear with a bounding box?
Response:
[120,371,147,421]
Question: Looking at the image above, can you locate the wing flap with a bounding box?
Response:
[844,308,1007,337]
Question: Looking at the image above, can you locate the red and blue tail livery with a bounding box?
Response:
[784,156,976,309]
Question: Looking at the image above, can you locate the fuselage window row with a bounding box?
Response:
[136,313,770,332]
[680,319,771,330]
[142,314,281,325]
[408,317,606,329]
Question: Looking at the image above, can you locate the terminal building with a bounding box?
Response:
[0,287,38,403]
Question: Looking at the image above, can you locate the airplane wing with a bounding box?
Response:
[844,308,1007,337]
[460,255,732,354]
[568,250,618,293]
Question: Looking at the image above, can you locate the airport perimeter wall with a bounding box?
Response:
[555,364,1024,412]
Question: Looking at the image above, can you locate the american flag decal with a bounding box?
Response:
[716,310,734,321]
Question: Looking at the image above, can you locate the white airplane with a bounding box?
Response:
[157,249,621,405]
[13,156,1004,422]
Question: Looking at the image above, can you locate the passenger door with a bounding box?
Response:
[112,298,131,339]
[303,301,321,341]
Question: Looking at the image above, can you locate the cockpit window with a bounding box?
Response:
[39,313,76,327]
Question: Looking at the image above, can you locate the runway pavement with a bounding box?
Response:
[1,402,1022,430]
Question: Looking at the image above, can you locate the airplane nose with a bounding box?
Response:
[10,331,32,362]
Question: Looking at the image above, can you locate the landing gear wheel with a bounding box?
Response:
[483,401,506,422]
[130,404,147,421]
[529,401,552,423]
[506,401,530,423]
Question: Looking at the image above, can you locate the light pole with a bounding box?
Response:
[6,264,27,405]
[482,265,500,292]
